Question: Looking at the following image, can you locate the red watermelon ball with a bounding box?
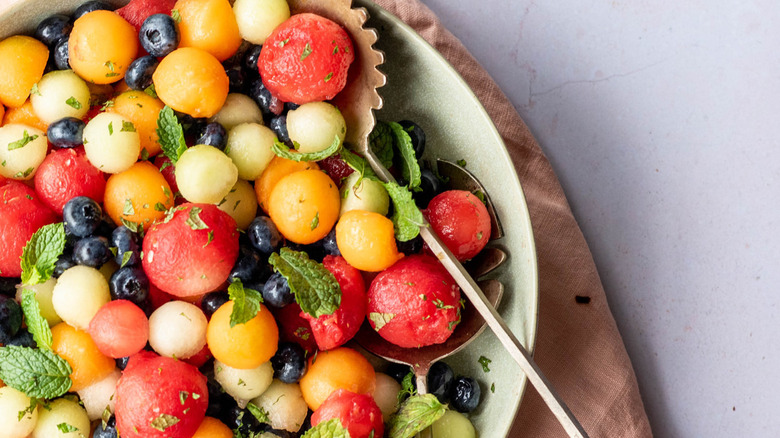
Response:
[311,389,384,438]
[258,13,355,104]
[367,254,462,348]
[142,203,239,297]
[88,300,149,358]
[116,0,177,31]
[0,180,58,277]
[115,351,208,438]
[34,147,106,214]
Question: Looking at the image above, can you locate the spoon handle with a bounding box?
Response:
[419,227,590,438]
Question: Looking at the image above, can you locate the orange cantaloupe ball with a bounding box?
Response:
[2,100,48,132]
[104,161,175,230]
[267,169,340,245]
[175,0,242,61]
[69,11,138,84]
[51,322,116,392]
[299,347,377,411]
[254,156,320,213]
[153,47,229,118]
[191,417,233,438]
[336,210,404,272]
[0,35,48,108]
[108,90,166,157]
[206,301,278,370]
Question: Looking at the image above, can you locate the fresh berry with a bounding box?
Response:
[110,266,150,306]
[398,120,426,158]
[270,342,307,383]
[73,236,112,267]
[139,13,179,58]
[321,228,340,256]
[74,1,113,20]
[125,55,159,91]
[428,361,455,404]
[318,155,353,187]
[248,77,282,119]
[262,272,293,308]
[415,168,442,207]
[228,245,266,284]
[7,328,37,348]
[450,376,481,413]
[0,295,22,344]
[247,216,283,256]
[268,115,289,143]
[63,196,103,238]
[111,226,142,267]
[53,250,76,278]
[200,291,229,319]
[396,234,423,255]
[53,38,70,70]
[93,415,119,438]
[195,122,227,150]
[35,14,72,48]
[242,44,262,76]
[47,117,84,148]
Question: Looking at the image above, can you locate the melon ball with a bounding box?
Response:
[52,265,111,330]
[0,386,39,438]
[16,277,61,326]
[32,397,91,438]
[217,179,258,230]
[233,0,290,45]
[148,301,208,359]
[77,368,120,420]
[214,359,273,407]
[286,102,345,154]
[249,380,308,433]
[373,372,402,421]
[83,112,141,174]
[30,69,90,124]
[175,144,238,204]
[208,93,263,131]
[0,123,47,180]
[225,123,276,180]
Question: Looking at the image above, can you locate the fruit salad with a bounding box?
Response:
[0,1,495,437]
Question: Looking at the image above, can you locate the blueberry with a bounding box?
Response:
[7,328,37,348]
[195,122,228,150]
[386,362,414,384]
[223,405,266,435]
[415,168,442,208]
[0,295,22,344]
[125,55,159,91]
[262,273,294,308]
[73,236,112,268]
[110,266,150,306]
[243,45,262,75]
[247,216,284,255]
[93,415,118,438]
[200,291,229,319]
[225,63,246,92]
[399,120,426,158]
[0,277,18,297]
[229,245,269,284]
[271,342,307,383]
[139,14,179,58]
[53,38,70,70]
[450,376,481,413]
[35,14,72,48]
[321,228,340,256]
[63,196,102,237]
[110,226,141,267]
[53,250,76,278]
[47,117,84,149]
[248,78,281,120]
[427,361,455,403]
[269,115,289,143]
[115,356,130,370]
[396,234,423,255]
[284,102,300,112]
[74,1,113,20]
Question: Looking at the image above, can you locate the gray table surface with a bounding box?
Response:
[420,0,780,436]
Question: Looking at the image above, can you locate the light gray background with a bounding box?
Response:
[420,0,780,436]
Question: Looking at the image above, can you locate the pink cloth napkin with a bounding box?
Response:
[371,1,654,436]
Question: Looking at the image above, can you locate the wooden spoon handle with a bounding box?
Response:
[419,226,590,438]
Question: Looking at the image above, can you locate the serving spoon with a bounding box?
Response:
[292,1,588,436]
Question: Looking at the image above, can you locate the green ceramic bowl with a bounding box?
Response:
[0,1,538,436]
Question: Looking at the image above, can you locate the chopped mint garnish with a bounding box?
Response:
[171,9,182,23]
[368,312,394,331]
[8,130,39,151]
[247,402,270,424]
[121,121,136,132]
[56,423,79,433]
[269,248,341,318]
[185,207,209,230]
[150,414,179,431]
[123,198,135,216]
[65,97,82,110]
[478,355,492,373]
[300,43,313,61]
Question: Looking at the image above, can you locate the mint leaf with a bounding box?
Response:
[228,279,264,327]
[272,136,341,162]
[56,423,79,433]
[121,121,136,132]
[268,248,341,318]
[65,97,82,110]
[369,121,394,169]
[0,346,72,399]
[302,418,350,438]
[382,181,425,242]
[246,402,270,424]
[387,394,447,438]
[388,121,421,189]
[150,413,179,431]
[8,130,39,151]
[368,312,394,331]
[185,207,209,230]
[20,223,66,285]
[300,43,313,62]
[156,106,188,164]
[478,355,492,372]
[20,290,52,350]
[339,148,378,181]
[398,370,416,404]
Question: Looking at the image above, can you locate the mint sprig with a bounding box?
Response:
[369,120,394,169]
[388,121,421,190]
[20,223,66,285]
[0,346,72,399]
[271,135,341,162]
[156,106,187,164]
[302,418,351,438]
[228,279,264,327]
[20,290,52,350]
[268,248,341,318]
[387,394,447,438]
